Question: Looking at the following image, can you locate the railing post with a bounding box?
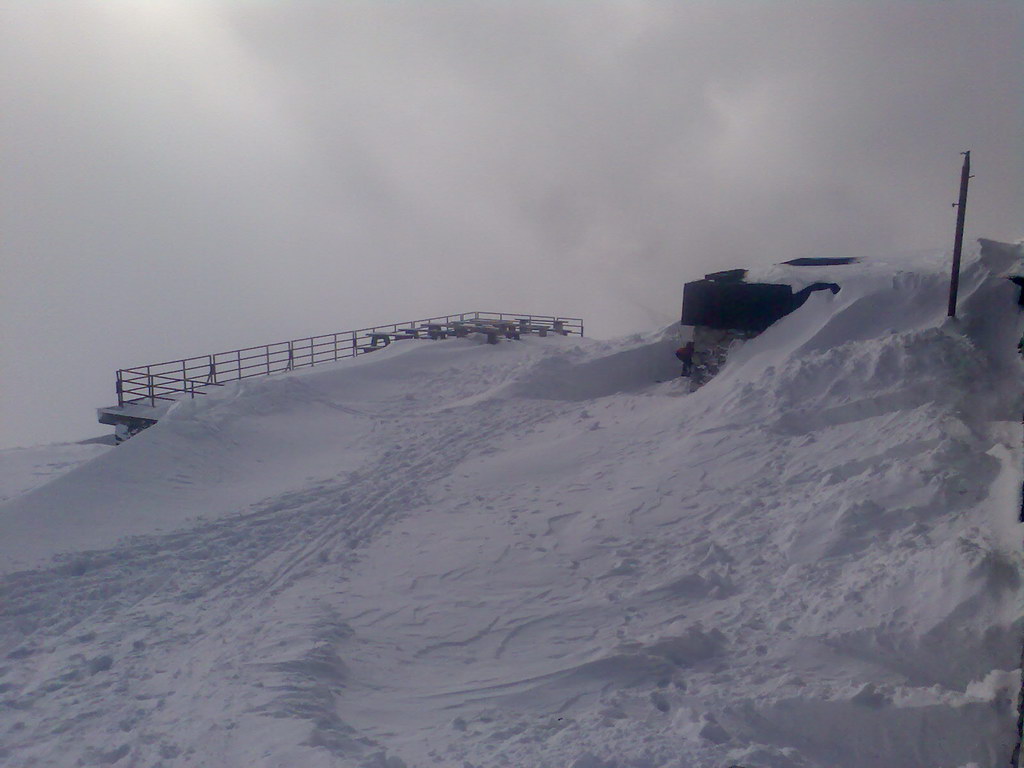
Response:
[147,368,155,408]
[116,372,123,408]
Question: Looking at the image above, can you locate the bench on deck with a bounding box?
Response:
[510,319,568,337]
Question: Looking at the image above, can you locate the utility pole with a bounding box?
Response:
[947,150,971,318]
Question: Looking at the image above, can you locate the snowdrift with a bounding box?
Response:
[1,241,1022,768]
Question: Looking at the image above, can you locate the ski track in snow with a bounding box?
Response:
[1,242,1023,768]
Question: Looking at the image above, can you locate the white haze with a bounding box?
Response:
[2,1,1022,448]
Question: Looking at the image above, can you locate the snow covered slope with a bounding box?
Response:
[0,441,112,505]
[1,241,1022,768]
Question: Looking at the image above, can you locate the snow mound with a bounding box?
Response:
[0,441,112,504]
[0,241,1022,768]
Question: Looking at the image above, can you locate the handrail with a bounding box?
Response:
[115,311,583,407]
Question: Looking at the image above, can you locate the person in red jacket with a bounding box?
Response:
[675,341,695,377]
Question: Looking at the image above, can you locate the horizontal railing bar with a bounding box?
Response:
[119,385,225,399]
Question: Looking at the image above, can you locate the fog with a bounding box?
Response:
[2,1,1021,448]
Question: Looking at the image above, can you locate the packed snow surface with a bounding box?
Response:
[1,241,1022,767]
[0,441,111,505]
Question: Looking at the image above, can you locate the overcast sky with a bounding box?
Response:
[2,1,1021,448]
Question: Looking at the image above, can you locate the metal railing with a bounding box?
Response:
[115,311,584,407]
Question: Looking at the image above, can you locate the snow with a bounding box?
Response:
[1,241,1022,767]
[0,441,112,505]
